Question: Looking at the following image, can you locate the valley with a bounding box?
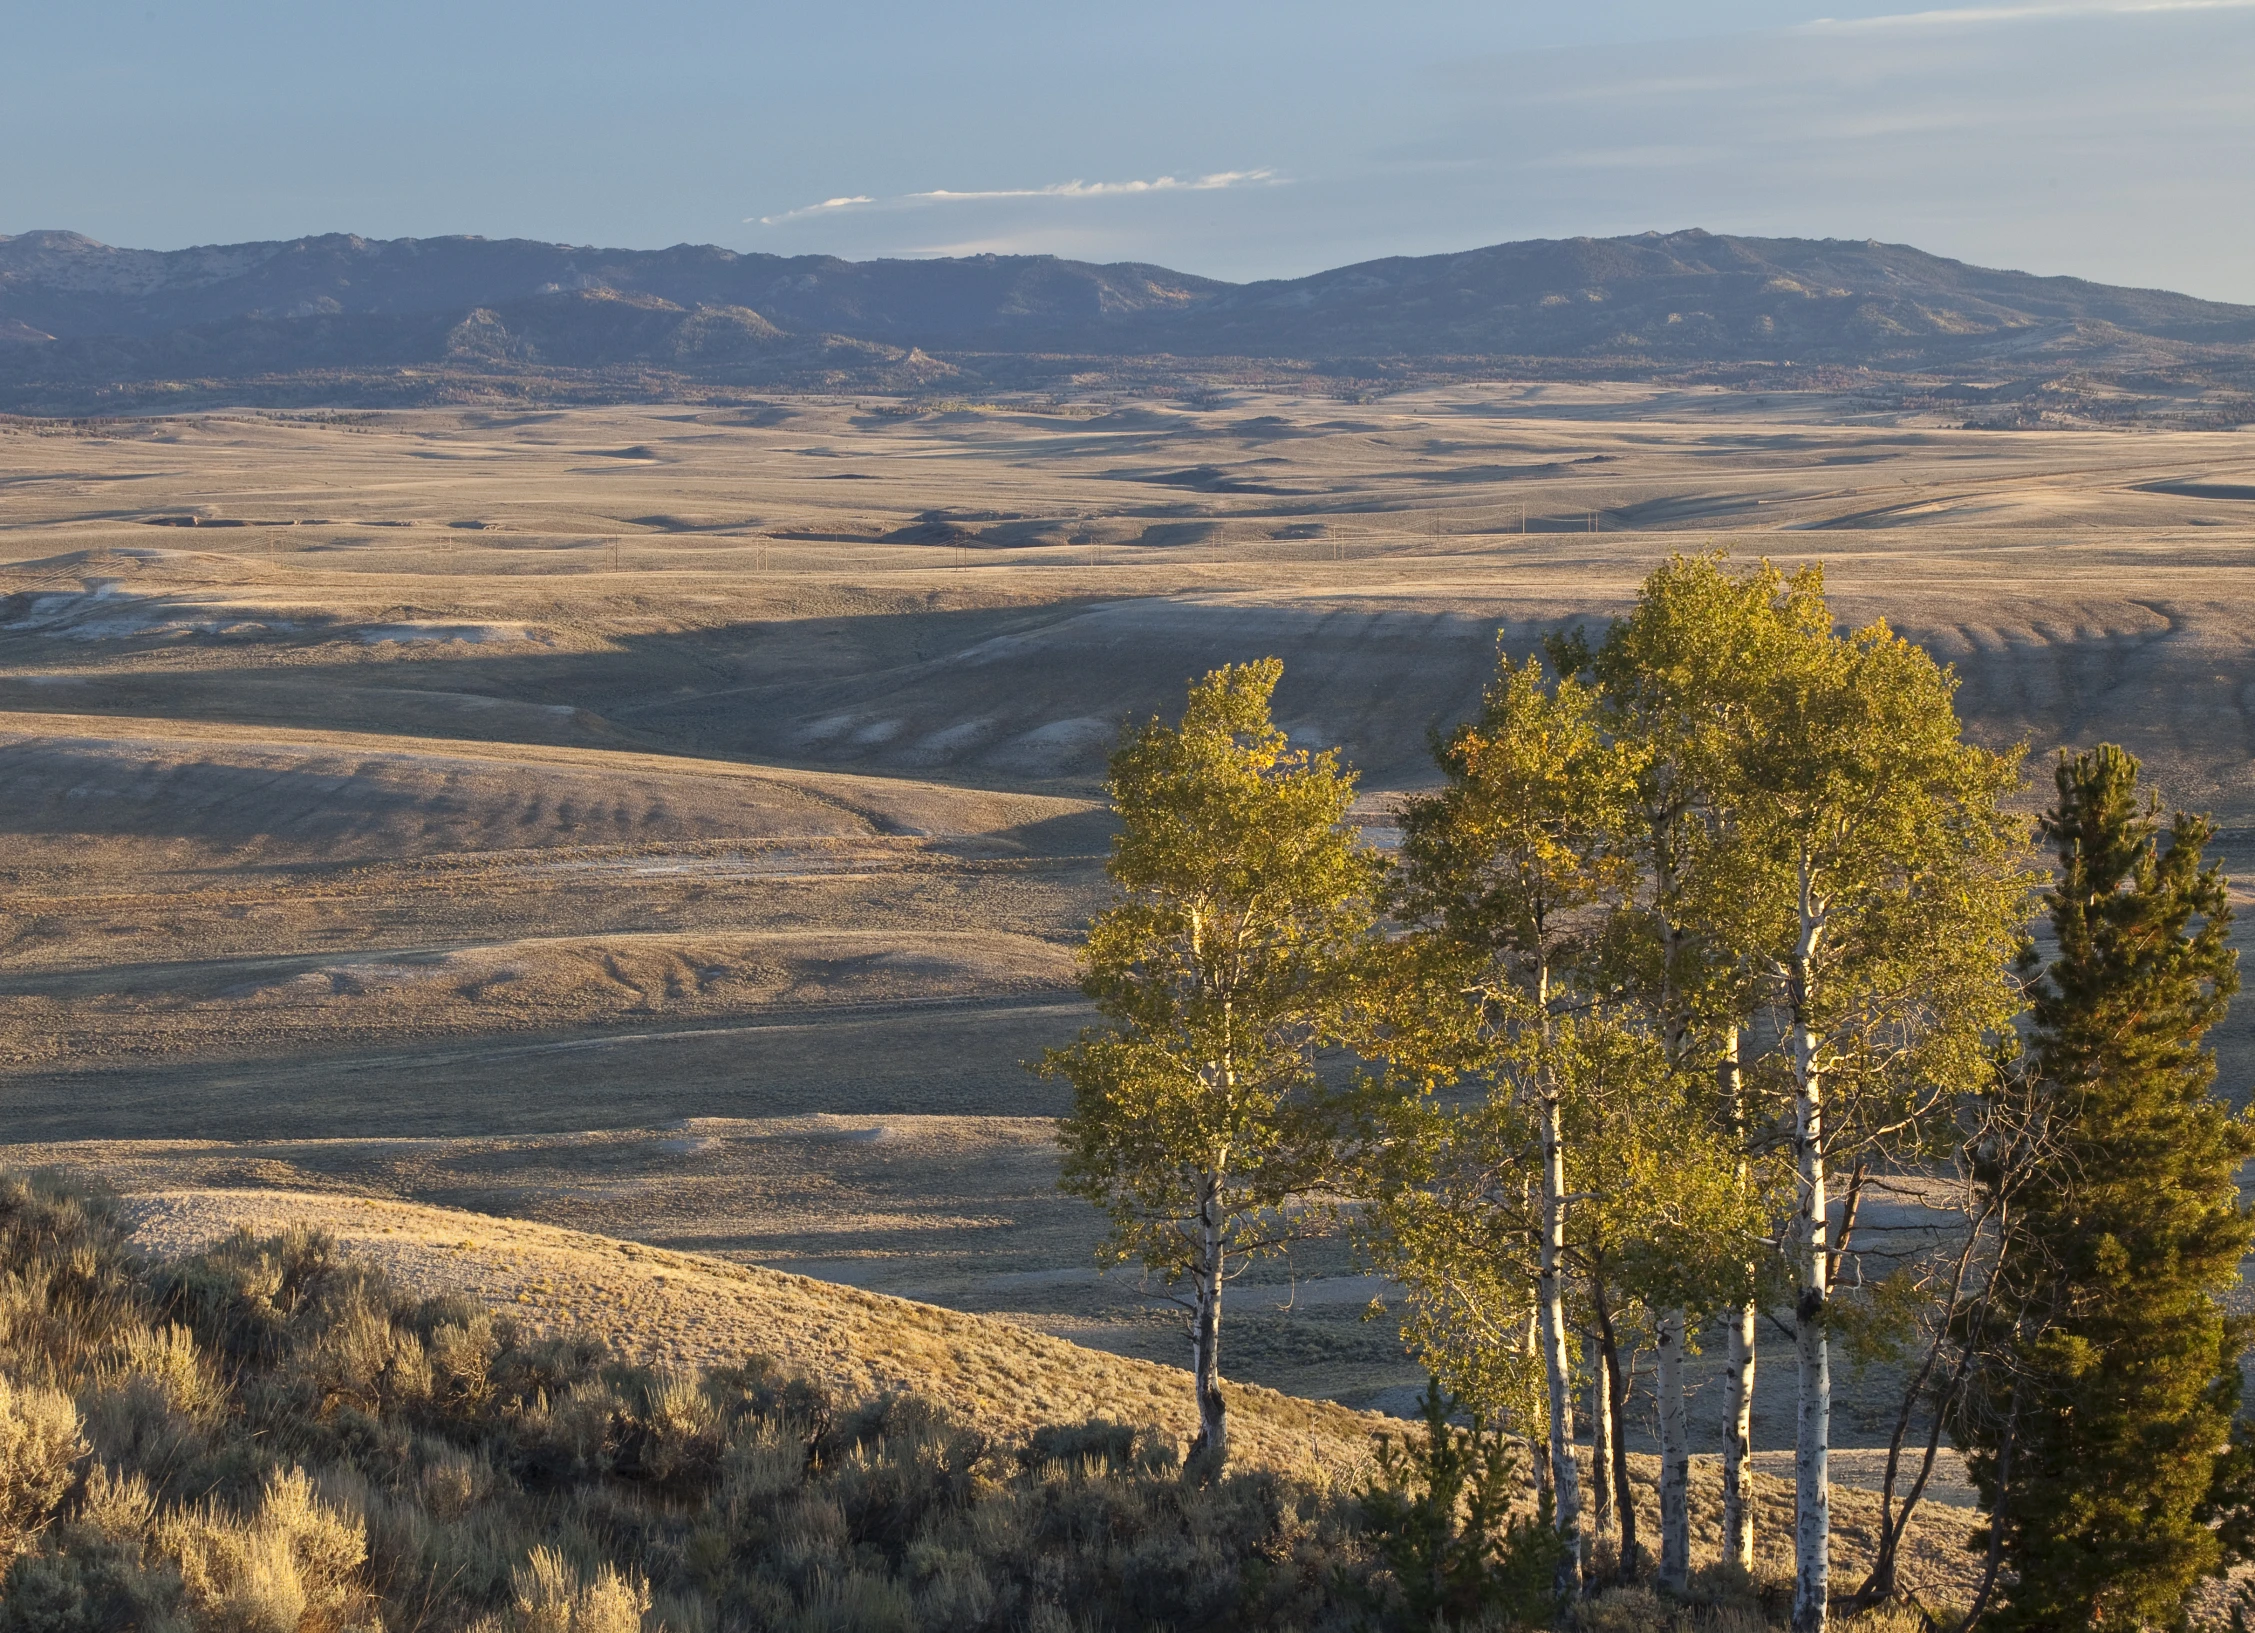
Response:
[3,379,2252,1492]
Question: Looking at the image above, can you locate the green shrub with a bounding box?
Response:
[1352,1378,1564,1631]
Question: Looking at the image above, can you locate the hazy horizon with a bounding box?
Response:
[9,1,2254,302]
[10,223,2247,311]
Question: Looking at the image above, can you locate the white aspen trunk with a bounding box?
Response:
[1720,1025,1757,1574]
[1539,1084,1585,1599]
[1188,1180,1228,1475]
[1657,1307,1691,1592]
[1528,1299,1553,1502]
[1789,892,1830,1633]
[1725,1300,1758,1574]
[1589,1340,1615,1542]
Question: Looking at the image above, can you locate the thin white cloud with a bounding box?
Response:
[750,195,873,226]
[913,168,1275,202]
[1798,0,2255,31]
[749,169,1278,226]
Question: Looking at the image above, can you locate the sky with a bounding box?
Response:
[6,1,2253,301]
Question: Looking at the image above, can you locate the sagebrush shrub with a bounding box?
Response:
[152,1467,372,1633]
[0,1171,1837,1632]
[0,1375,86,1567]
[510,1545,652,1633]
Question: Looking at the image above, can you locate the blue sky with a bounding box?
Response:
[8,1,2253,300]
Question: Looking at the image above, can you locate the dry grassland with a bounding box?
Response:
[0,1120,1985,1496]
[1,383,2249,1542]
[97,1181,1986,1604]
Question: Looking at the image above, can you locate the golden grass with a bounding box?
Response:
[112,1185,1989,1606]
[119,1186,1380,1479]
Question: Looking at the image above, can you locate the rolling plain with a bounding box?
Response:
[1,381,2251,1559]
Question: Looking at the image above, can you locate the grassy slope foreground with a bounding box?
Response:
[115,1187,1376,1475]
[0,1174,1983,1631]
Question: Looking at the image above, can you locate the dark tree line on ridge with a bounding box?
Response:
[1046,553,2255,1631]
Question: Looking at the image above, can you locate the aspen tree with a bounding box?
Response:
[1358,1092,1551,1477]
[1585,1342,1615,1542]
[1046,659,1379,1477]
[1706,589,2029,1633]
[1378,607,1770,1590]
[1580,551,1815,1580]
[1717,1031,1759,1574]
[1565,1015,1765,1583]
[1371,560,2017,1625]
[1386,653,1637,1600]
[1365,1005,1747,1581]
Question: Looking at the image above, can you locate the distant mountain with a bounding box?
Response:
[2,226,2251,413]
[1156,234,2255,359]
[0,230,1222,345]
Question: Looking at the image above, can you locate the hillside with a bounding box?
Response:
[117,1186,1377,1474]
[107,1183,1985,1600]
[0,386,2245,1624]
[3,228,2252,415]
[7,394,2255,1141]
[1160,233,2255,362]
[0,1168,1994,1628]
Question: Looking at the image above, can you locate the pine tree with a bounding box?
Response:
[1955,745,2254,1628]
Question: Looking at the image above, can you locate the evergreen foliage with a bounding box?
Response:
[1352,1379,1564,1631]
[1955,744,2255,1628]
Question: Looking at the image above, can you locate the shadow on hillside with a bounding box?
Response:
[0,596,1544,792]
[7,586,2255,818]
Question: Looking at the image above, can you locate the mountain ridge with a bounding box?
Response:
[3,226,2252,415]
